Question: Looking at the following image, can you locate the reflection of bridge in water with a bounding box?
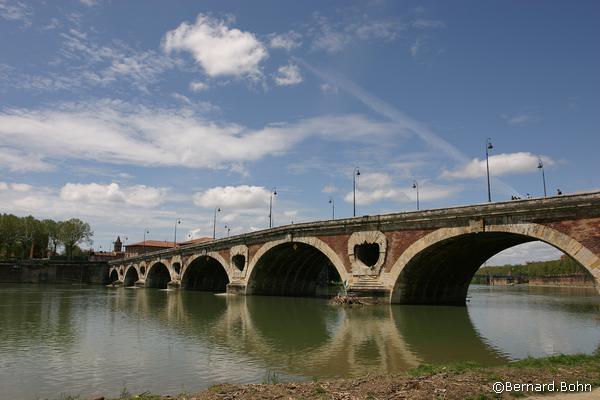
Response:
[112,289,508,378]
[110,193,600,305]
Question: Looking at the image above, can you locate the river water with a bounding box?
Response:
[1,284,599,399]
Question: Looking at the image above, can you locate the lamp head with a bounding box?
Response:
[356,169,360,176]
[487,138,493,150]
[273,189,277,196]
[412,181,417,189]
[538,160,543,169]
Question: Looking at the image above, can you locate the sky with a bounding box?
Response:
[1,0,599,264]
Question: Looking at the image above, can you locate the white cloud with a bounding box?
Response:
[193,185,270,210]
[269,31,302,50]
[189,81,208,92]
[79,0,99,6]
[0,147,55,172]
[321,185,338,193]
[410,38,422,58]
[274,63,303,86]
[0,1,31,25]
[412,18,446,29]
[502,113,538,126]
[163,14,268,79]
[0,181,7,190]
[346,184,456,206]
[10,183,32,192]
[320,83,338,94]
[0,100,401,171]
[441,152,554,180]
[353,20,401,40]
[60,182,167,207]
[342,172,457,206]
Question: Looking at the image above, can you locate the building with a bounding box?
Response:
[125,240,177,257]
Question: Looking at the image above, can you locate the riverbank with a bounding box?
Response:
[64,352,600,400]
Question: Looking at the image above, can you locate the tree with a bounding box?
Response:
[43,219,61,256]
[59,218,93,260]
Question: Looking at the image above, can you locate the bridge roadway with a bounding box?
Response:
[109,191,600,305]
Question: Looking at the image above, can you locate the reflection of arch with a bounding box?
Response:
[109,269,119,283]
[388,223,600,305]
[181,255,229,292]
[246,237,348,297]
[146,262,171,289]
[123,266,139,287]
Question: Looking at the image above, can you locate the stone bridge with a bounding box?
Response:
[109,192,600,305]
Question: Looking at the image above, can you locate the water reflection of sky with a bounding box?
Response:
[467,285,600,359]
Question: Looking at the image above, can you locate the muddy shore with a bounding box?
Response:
[66,353,600,400]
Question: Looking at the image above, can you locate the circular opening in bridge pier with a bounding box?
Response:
[181,256,229,292]
[146,262,171,289]
[109,269,119,283]
[391,231,596,306]
[232,254,245,271]
[355,242,380,267]
[247,242,343,298]
[123,267,139,287]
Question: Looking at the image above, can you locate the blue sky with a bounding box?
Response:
[1,1,599,263]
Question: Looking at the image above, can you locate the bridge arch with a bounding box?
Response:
[388,222,600,305]
[109,268,119,283]
[123,265,139,287]
[181,253,230,292]
[146,261,171,289]
[246,236,349,297]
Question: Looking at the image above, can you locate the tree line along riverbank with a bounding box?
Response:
[52,352,600,400]
[471,255,596,287]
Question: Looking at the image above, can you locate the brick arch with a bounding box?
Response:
[182,252,232,281]
[180,252,231,292]
[145,260,172,289]
[123,264,140,287]
[245,236,350,296]
[387,222,600,304]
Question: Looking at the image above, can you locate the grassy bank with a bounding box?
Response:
[55,352,600,400]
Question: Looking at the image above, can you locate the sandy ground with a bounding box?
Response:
[529,388,600,399]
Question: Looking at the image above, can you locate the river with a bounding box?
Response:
[0,284,599,399]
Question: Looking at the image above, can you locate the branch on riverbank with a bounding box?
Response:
[59,352,600,400]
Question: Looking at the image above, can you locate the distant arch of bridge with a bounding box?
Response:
[109,192,600,305]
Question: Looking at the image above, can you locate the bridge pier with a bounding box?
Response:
[134,279,146,288]
[167,280,181,289]
[226,282,247,295]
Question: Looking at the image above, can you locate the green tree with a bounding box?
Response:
[59,218,93,260]
[43,219,61,256]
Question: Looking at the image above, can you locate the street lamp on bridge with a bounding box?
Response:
[329,197,335,220]
[353,167,360,217]
[143,229,149,254]
[213,207,221,239]
[412,180,420,211]
[269,188,277,228]
[224,224,231,237]
[486,138,493,202]
[173,219,181,247]
[538,157,547,197]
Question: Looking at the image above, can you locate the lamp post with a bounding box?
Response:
[538,157,547,197]
[173,219,181,247]
[269,188,277,228]
[213,207,221,239]
[353,167,360,217]
[329,197,335,220]
[412,180,420,211]
[224,224,231,237]
[143,228,149,255]
[486,138,493,202]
